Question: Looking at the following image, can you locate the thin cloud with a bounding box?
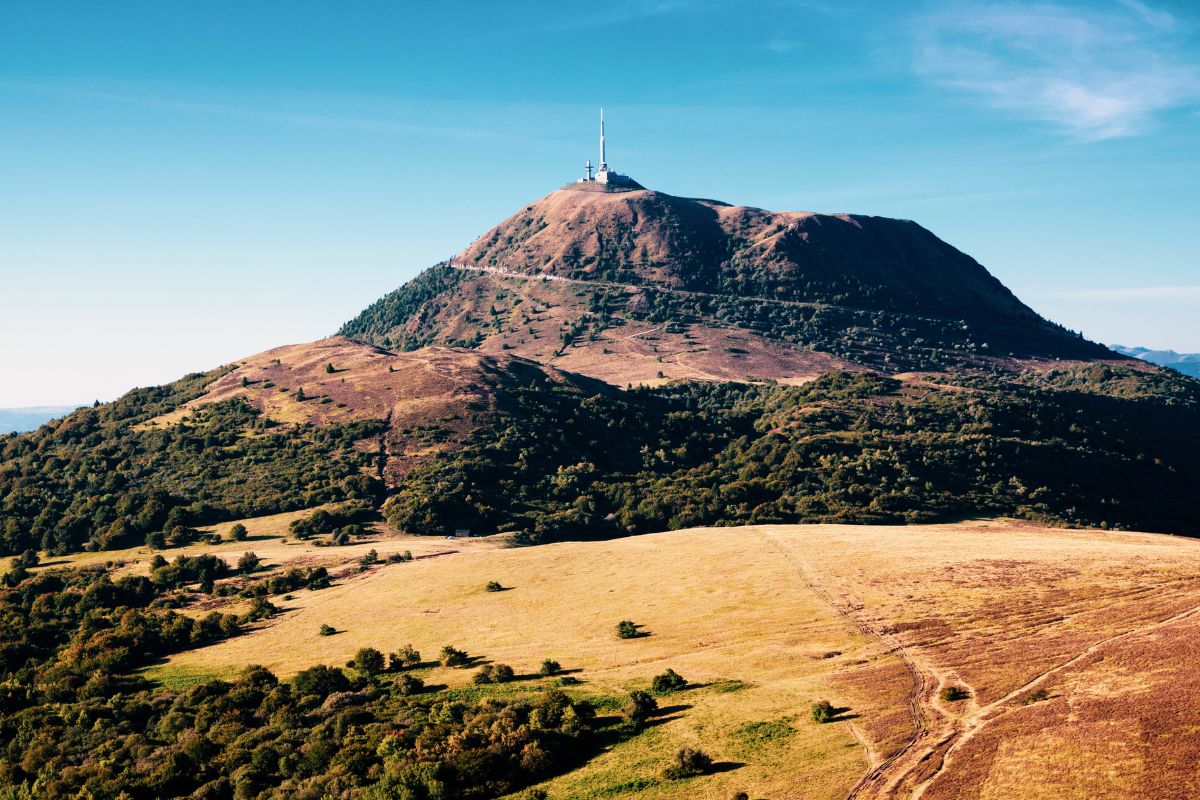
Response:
[912,1,1200,140]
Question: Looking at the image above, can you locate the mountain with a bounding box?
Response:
[0,404,82,434]
[4,184,1199,558]
[1112,344,1200,379]
[342,186,1116,384]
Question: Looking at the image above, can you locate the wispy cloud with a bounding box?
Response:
[912,1,1200,140]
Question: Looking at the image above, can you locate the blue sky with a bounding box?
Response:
[2,0,1198,406]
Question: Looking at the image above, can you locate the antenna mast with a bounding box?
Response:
[599,108,607,170]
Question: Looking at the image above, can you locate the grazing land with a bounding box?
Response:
[156,518,1200,799]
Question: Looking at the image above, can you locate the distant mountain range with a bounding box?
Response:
[0,405,82,434]
[1112,345,1200,379]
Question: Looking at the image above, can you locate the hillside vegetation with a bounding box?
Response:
[3,351,1199,558]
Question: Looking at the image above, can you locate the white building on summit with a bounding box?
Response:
[579,108,637,187]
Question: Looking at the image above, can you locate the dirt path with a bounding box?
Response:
[910,597,1200,799]
[759,530,951,800]
[764,527,1200,800]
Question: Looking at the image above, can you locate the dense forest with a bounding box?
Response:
[0,373,381,556]
[385,365,1200,541]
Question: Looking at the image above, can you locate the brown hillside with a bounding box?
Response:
[342,187,1116,384]
[141,336,599,486]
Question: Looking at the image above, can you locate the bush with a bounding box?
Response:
[393,673,425,696]
[474,664,516,685]
[558,676,581,687]
[485,580,504,592]
[939,685,969,702]
[243,596,278,622]
[319,624,337,636]
[663,747,713,779]
[360,549,378,566]
[390,644,421,671]
[229,523,248,541]
[238,551,261,574]
[616,620,641,639]
[810,700,835,724]
[439,645,469,667]
[651,668,687,694]
[539,659,561,677]
[623,690,658,726]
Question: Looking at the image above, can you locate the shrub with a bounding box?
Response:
[810,700,835,724]
[319,624,336,636]
[229,524,248,541]
[389,644,421,671]
[243,597,278,623]
[394,673,425,696]
[474,664,515,684]
[940,685,970,702]
[663,747,713,779]
[360,549,378,566]
[237,551,261,574]
[558,676,581,686]
[651,668,687,694]
[623,690,658,726]
[439,645,469,667]
[616,620,641,639]
[539,659,561,677]
[485,580,504,592]
[1023,688,1051,705]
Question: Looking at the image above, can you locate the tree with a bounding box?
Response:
[439,645,469,667]
[229,523,248,541]
[485,580,504,592]
[326,363,336,374]
[390,644,421,670]
[238,551,261,574]
[623,690,658,726]
[295,387,306,401]
[350,647,386,676]
[319,624,336,636]
[360,549,378,566]
[539,659,561,677]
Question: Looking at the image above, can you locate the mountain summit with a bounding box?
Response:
[342,186,1113,384]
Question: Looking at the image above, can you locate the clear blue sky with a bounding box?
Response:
[2,0,1198,406]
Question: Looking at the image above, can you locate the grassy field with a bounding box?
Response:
[123,518,1200,799]
[159,525,913,800]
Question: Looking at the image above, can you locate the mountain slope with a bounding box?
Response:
[342,187,1114,383]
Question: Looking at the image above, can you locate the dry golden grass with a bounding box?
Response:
[137,518,1200,799]
[162,525,912,800]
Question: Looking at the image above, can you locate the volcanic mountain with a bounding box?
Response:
[341,185,1115,384]
[6,181,1196,560]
